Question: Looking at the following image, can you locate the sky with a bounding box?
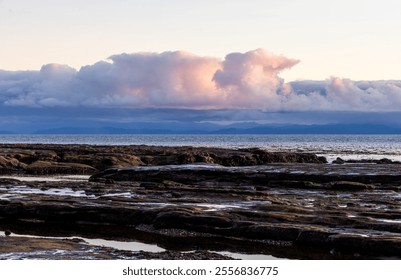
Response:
[1,0,401,80]
[1,0,401,132]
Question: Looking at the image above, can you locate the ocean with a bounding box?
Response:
[1,134,401,163]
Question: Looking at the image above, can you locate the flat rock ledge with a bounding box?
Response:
[0,235,232,260]
[0,144,326,175]
[1,144,401,259]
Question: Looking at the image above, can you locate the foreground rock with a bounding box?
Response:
[0,144,326,175]
[1,158,401,259]
[333,157,401,164]
[0,235,232,260]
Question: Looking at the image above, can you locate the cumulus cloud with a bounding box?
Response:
[213,49,298,108]
[1,49,401,111]
[1,64,77,107]
[0,49,298,109]
[289,78,401,111]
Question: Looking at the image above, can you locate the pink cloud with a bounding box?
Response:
[213,49,299,108]
[1,49,299,109]
[2,49,401,112]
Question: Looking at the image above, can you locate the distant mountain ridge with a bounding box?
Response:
[2,106,401,134]
[18,123,401,134]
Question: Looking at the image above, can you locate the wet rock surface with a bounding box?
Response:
[1,144,401,259]
[0,235,232,260]
[0,144,326,175]
[333,157,401,165]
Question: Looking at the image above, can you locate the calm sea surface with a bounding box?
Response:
[1,134,401,162]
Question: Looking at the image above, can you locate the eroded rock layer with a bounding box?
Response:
[0,144,326,175]
[1,144,401,259]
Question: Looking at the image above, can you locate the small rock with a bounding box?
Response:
[378,158,393,164]
[4,230,11,236]
[333,157,345,164]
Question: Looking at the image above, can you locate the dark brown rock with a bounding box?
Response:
[26,161,97,175]
[340,158,400,164]
[0,235,233,260]
[2,144,401,260]
[0,144,327,175]
[154,211,232,230]
[328,181,374,190]
[333,157,345,164]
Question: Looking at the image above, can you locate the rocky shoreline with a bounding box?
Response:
[1,144,401,259]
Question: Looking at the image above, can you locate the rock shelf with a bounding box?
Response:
[1,144,401,259]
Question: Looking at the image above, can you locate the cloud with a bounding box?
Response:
[1,64,77,107]
[289,78,401,111]
[0,49,299,109]
[1,49,401,111]
[213,49,299,108]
